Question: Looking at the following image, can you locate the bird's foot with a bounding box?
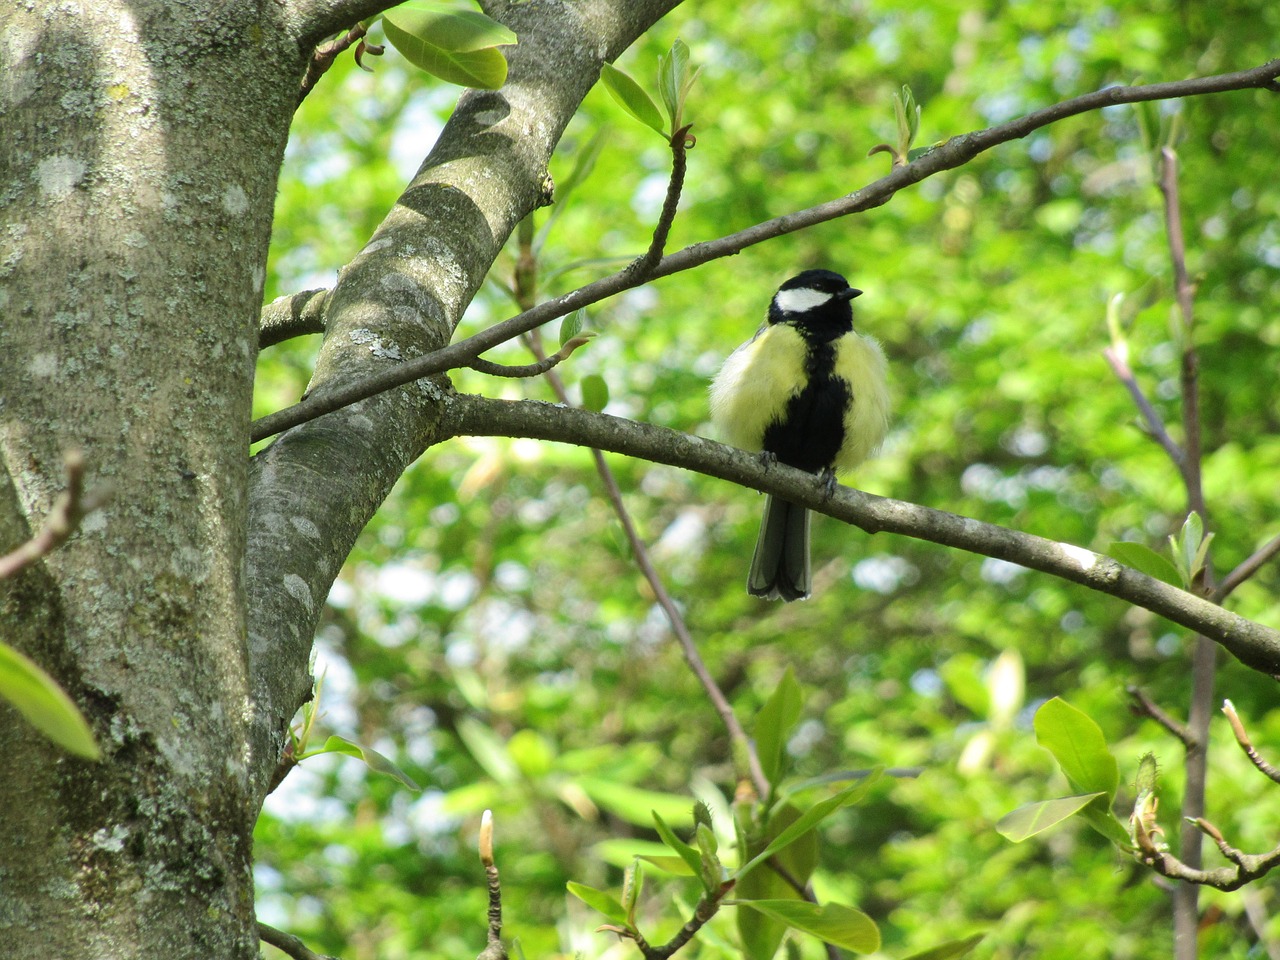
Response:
[818,467,839,501]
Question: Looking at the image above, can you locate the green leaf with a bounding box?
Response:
[755,666,802,786]
[737,774,881,881]
[652,811,702,877]
[580,373,609,412]
[381,6,513,88]
[1033,698,1118,798]
[636,854,696,876]
[0,641,100,760]
[1032,699,1130,846]
[658,39,690,126]
[733,901,880,954]
[383,3,516,52]
[559,311,585,345]
[311,735,420,790]
[599,63,666,136]
[1108,541,1182,586]
[566,881,629,925]
[736,802,818,960]
[995,793,1105,842]
[901,934,987,960]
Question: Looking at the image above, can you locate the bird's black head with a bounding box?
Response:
[768,269,862,333]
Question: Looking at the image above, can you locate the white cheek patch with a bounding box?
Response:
[773,287,834,313]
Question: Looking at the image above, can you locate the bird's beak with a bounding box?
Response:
[837,287,863,301]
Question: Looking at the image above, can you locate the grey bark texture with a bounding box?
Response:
[0,1,679,957]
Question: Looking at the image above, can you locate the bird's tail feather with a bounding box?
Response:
[747,495,811,601]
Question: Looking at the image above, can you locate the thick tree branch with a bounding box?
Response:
[290,0,403,51]
[260,288,329,348]
[438,393,1280,674]
[249,59,1280,443]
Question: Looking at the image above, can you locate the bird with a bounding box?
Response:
[710,268,890,601]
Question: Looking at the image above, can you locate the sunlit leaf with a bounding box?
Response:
[0,641,99,760]
[599,63,666,136]
[733,900,880,954]
[1108,541,1182,586]
[754,665,802,785]
[995,793,1105,842]
[311,735,420,790]
[566,882,628,924]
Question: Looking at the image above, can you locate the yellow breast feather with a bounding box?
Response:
[832,333,891,474]
[709,325,806,452]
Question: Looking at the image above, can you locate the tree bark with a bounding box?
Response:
[0,0,678,956]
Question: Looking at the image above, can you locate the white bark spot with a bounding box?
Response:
[37,155,86,198]
[222,184,248,215]
[28,352,57,377]
[282,573,313,613]
[90,824,129,853]
[288,516,320,540]
[1060,544,1097,571]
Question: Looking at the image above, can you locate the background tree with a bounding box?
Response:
[4,2,1280,960]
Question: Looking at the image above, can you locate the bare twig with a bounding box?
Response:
[1160,147,1204,509]
[258,922,341,960]
[1102,345,1185,469]
[1136,820,1280,892]
[0,450,110,580]
[249,60,1280,444]
[629,124,694,278]
[298,23,378,106]
[1214,532,1280,602]
[477,810,507,960]
[1126,685,1193,748]
[624,886,730,960]
[466,336,594,378]
[1155,144,1215,960]
[1222,699,1280,784]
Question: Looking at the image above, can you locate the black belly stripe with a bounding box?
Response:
[761,335,850,473]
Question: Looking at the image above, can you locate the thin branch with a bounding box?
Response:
[0,450,110,580]
[1126,685,1193,748]
[260,289,330,349]
[1136,820,1280,892]
[1160,147,1205,512]
[1222,699,1280,784]
[248,59,1280,444]
[258,922,341,960]
[438,392,1280,674]
[1214,532,1280,602]
[298,23,374,106]
[629,124,694,278]
[466,336,594,378]
[476,811,507,960]
[1157,144,1214,960]
[624,886,729,960]
[1102,344,1185,468]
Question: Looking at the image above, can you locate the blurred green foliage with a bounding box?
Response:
[253,2,1280,958]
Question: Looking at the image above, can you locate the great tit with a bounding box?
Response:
[710,269,890,601]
